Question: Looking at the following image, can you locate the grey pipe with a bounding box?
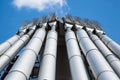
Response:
[65,23,90,80]
[75,27,119,80]
[4,23,47,80]
[0,35,20,56]
[0,29,35,72]
[97,32,120,59]
[87,30,120,77]
[0,24,28,56]
[38,21,57,80]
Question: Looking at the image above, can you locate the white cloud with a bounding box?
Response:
[12,0,68,12]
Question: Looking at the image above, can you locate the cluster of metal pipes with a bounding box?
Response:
[0,15,120,80]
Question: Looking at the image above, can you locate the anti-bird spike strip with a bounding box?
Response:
[0,14,120,80]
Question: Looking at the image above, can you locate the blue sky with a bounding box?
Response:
[0,0,120,44]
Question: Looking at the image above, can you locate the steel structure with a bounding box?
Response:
[0,14,120,80]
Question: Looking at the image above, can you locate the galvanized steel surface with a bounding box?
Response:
[38,22,57,80]
[97,32,120,58]
[4,27,46,80]
[76,28,119,80]
[0,29,35,72]
[0,15,120,80]
[65,27,90,80]
[0,35,20,56]
[87,31,120,77]
[0,35,29,72]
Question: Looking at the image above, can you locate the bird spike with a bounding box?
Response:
[49,13,57,21]
[65,14,73,22]
[73,17,84,25]
[91,20,102,30]
[62,14,73,24]
[39,16,48,24]
[32,18,39,25]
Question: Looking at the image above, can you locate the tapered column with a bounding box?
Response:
[87,30,120,77]
[4,23,47,80]
[0,25,36,72]
[65,23,90,80]
[75,26,119,80]
[38,21,58,80]
[97,32,120,58]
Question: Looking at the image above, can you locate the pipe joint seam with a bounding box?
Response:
[32,37,43,43]
[86,49,98,57]
[43,53,56,59]
[6,41,12,47]
[97,70,115,80]
[47,37,57,41]
[78,37,89,42]
[24,35,30,39]
[23,49,37,57]
[66,38,76,43]
[69,55,82,61]
[105,54,113,58]
[89,34,94,39]
[19,38,26,43]
[98,34,104,40]
[15,35,20,39]
[3,54,11,61]
[9,70,27,80]
[26,34,31,37]
[109,59,120,64]
[91,38,99,42]
[106,40,112,46]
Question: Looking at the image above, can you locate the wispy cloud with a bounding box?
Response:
[12,0,70,15]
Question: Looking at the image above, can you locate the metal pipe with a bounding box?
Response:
[4,23,47,80]
[0,25,28,56]
[97,32,120,58]
[87,30,120,77]
[0,26,36,72]
[75,26,119,80]
[65,23,90,80]
[38,21,57,80]
[0,35,20,56]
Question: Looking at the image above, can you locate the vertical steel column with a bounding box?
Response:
[38,21,57,80]
[4,23,47,80]
[75,26,119,80]
[0,25,36,72]
[65,23,90,80]
[97,32,120,58]
[87,31,120,77]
